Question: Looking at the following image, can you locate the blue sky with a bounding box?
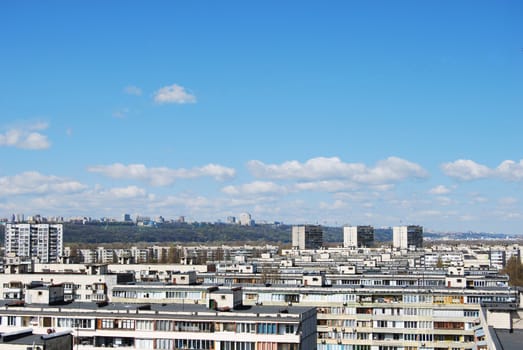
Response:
[1,1,522,233]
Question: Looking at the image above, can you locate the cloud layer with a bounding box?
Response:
[0,172,86,196]
[88,163,235,186]
[247,156,428,184]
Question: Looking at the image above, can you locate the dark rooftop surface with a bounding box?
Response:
[490,328,523,350]
[0,299,314,322]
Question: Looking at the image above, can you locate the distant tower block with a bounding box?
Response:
[292,225,323,250]
[239,213,253,226]
[393,225,423,250]
[343,225,374,248]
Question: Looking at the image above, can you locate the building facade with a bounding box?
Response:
[393,225,423,250]
[292,225,323,250]
[0,287,317,350]
[343,226,374,248]
[4,223,63,263]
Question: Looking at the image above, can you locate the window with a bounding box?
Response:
[101,319,114,329]
[405,321,417,329]
[7,316,17,326]
[136,320,154,331]
[156,320,174,331]
[118,319,134,329]
[257,323,277,334]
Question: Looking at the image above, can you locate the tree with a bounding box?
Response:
[502,256,523,287]
[436,256,444,268]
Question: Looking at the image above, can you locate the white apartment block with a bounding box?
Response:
[393,225,423,250]
[0,287,317,350]
[343,226,374,248]
[292,225,323,250]
[4,223,63,263]
[239,212,253,226]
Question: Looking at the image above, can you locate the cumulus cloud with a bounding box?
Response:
[443,159,523,182]
[0,171,86,196]
[222,181,286,196]
[247,156,428,184]
[441,159,492,180]
[88,163,235,186]
[0,122,51,150]
[496,160,523,181]
[123,85,142,96]
[429,185,451,195]
[154,84,196,104]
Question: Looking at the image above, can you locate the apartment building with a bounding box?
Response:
[343,226,375,248]
[3,242,522,350]
[4,223,63,263]
[292,225,323,250]
[0,287,317,350]
[393,225,423,250]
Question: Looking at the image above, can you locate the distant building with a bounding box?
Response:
[343,225,374,248]
[393,225,423,249]
[16,213,24,223]
[122,213,132,222]
[4,223,63,263]
[239,213,253,226]
[227,216,236,224]
[292,225,323,250]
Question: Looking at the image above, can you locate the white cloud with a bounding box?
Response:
[441,159,492,180]
[222,181,286,196]
[0,122,51,150]
[112,108,129,119]
[496,160,523,181]
[247,156,428,185]
[319,200,348,210]
[105,186,147,199]
[123,85,142,96]
[442,159,523,182]
[436,196,455,206]
[429,185,451,195]
[0,171,86,196]
[470,195,488,204]
[294,180,358,192]
[154,84,196,104]
[88,163,235,186]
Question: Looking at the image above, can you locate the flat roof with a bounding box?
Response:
[490,328,523,350]
[0,300,314,323]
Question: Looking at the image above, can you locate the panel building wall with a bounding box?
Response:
[343,225,374,248]
[393,225,423,250]
[292,225,323,250]
[4,223,63,263]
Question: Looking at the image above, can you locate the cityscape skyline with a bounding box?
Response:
[1,2,522,234]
